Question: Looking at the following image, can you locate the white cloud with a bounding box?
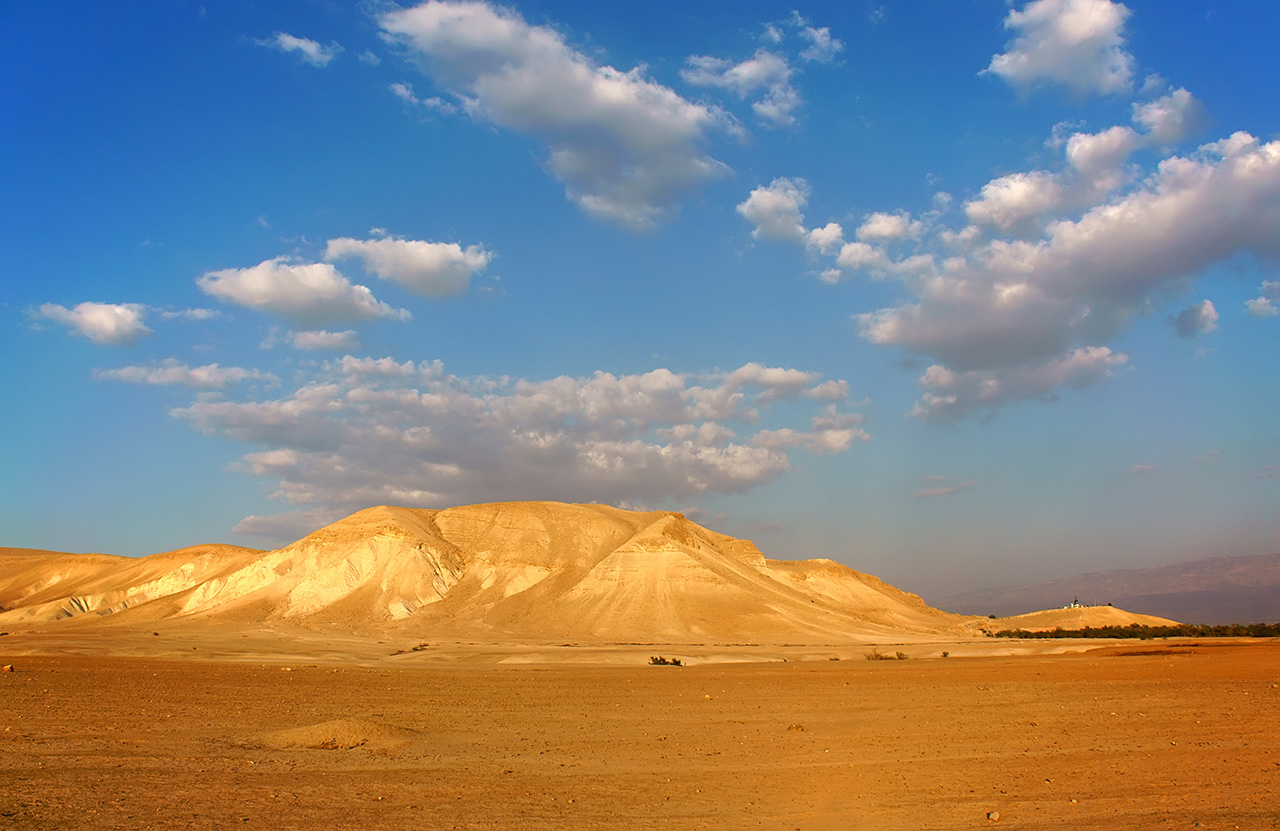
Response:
[94,359,277,388]
[835,241,891,272]
[258,32,342,67]
[390,81,418,104]
[908,347,1128,423]
[1169,300,1218,338]
[197,257,410,325]
[737,177,810,241]
[380,1,730,230]
[1245,280,1280,317]
[291,330,360,351]
[359,50,381,66]
[682,50,799,128]
[169,358,861,521]
[751,410,869,454]
[855,212,923,242]
[965,170,1067,233]
[791,12,844,64]
[855,133,1280,372]
[806,222,845,255]
[324,235,492,298]
[1245,298,1277,317]
[1132,88,1207,146]
[389,81,456,113]
[34,302,152,345]
[985,0,1134,96]
[1064,125,1139,181]
[1130,464,1158,474]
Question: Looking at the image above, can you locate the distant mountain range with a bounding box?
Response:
[934,553,1280,624]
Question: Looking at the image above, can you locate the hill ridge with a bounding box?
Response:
[1,501,1180,642]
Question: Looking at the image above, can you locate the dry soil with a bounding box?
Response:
[3,639,1279,830]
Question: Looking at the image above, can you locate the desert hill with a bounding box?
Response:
[936,553,1280,624]
[0,502,974,644]
[973,605,1180,634]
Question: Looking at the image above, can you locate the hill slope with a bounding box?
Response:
[0,502,970,643]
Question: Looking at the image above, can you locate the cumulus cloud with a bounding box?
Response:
[682,50,799,128]
[169,357,861,525]
[744,130,1268,417]
[965,170,1067,233]
[380,0,730,230]
[737,177,810,242]
[1132,88,1207,146]
[94,359,278,388]
[33,302,152,345]
[856,212,923,242]
[1169,300,1218,338]
[843,131,1280,414]
[196,257,410,325]
[257,32,342,67]
[806,222,845,255]
[1244,280,1279,318]
[324,234,492,298]
[985,0,1134,96]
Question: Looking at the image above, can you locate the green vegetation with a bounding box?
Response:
[994,622,1280,640]
[648,655,682,666]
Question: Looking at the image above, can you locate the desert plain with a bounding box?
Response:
[2,502,1278,829]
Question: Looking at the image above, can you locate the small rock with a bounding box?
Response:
[987,810,1000,821]
[2,665,13,673]
[787,723,805,732]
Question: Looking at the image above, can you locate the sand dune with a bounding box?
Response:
[0,502,1171,645]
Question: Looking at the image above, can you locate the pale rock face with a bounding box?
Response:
[1,502,1172,641]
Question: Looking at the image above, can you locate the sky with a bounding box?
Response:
[2,0,1278,602]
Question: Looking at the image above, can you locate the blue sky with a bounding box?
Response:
[3,0,1277,601]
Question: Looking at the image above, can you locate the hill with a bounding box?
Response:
[935,553,1280,624]
[0,502,970,644]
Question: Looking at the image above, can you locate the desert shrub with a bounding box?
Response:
[864,648,908,661]
[941,651,950,658]
[649,656,682,666]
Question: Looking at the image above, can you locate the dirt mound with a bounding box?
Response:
[258,718,419,751]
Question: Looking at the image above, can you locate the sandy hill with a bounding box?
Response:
[0,502,973,644]
[969,605,1180,634]
[936,553,1280,624]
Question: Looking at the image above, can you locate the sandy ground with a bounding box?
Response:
[2,637,1279,830]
